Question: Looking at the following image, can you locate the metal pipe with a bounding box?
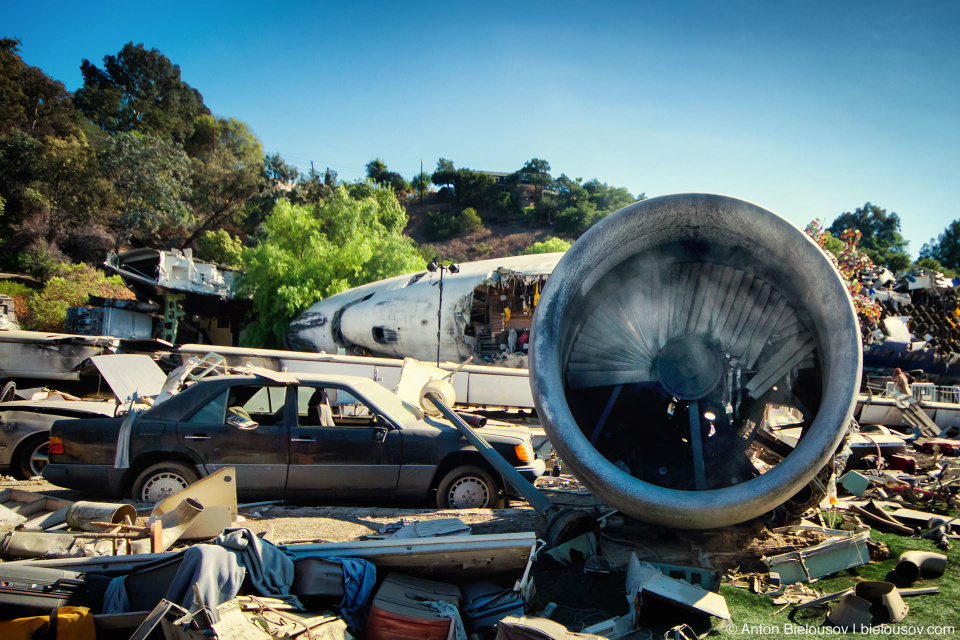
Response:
[65,501,137,532]
[425,391,555,514]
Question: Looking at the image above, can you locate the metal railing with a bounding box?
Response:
[882,381,960,404]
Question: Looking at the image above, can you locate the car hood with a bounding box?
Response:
[474,423,531,444]
[81,354,167,404]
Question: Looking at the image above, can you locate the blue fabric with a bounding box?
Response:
[164,544,247,611]
[328,557,376,630]
[213,528,303,609]
[101,528,299,614]
[102,576,129,614]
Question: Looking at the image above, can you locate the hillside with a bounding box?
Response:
[402,199,559,263]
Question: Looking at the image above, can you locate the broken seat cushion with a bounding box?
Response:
[367,572,462,640]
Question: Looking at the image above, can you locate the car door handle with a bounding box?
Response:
[290,437,315,442]
[184,434,211,440]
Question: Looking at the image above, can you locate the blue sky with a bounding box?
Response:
[8,1,959,257]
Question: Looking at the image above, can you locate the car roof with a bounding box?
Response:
[144,372,386,422]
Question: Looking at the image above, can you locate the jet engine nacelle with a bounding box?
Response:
[530,194,862,529]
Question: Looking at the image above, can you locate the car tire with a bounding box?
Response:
[435,465,504,509]
[16,435,49,479]
[133,461,200,503]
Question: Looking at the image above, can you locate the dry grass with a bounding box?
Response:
[403,199,559,261]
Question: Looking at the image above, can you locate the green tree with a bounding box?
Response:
[384,171,409,194]
[431,158,456,189]
[240,188,424,346]
[0,38,79,139]
[243,152,302,234]
[184,115,264,247]
[520,158,553,200]
[554,174,587,209]
[74,42,209,143]
[411,171,430,196]
[554,200,600,236]
[452,170,497,212]
[194,228,243,268]
[920,220,960,272]
[99,131,192,251]
[914,257,955,277]
[34,133,108,242]
[521,236,571,254]
[346,181,377,201]
[583,179,636,213]
[828,203,910,272]
[533,193,560,226]
[365,158,387,184]
[324,167,337,187]
[364,158,408,193]
[0,130,43,232]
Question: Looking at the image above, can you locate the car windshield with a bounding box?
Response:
[349,379,423,424]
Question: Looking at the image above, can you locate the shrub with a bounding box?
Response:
[522,237,571,255]
[554,201,603,237]
[417,243,441,264]
[473,242,494,256]
[460,207,483,233]
[59,225,114,265]
[18,263,132,332]
[424,207,485,241]
[0,281,35,323]
[16,242,67,280]
[194,229,243,269]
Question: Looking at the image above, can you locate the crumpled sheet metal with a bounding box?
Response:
[626,553,730,622]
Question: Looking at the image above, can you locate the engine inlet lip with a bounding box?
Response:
[529,193,862,529]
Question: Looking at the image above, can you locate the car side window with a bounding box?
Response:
[189,385,285,425]
[297,386,376,427]
[188,390,227,424]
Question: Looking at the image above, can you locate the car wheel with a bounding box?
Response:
[0,381,15,403]
[133,462,199,503]
[16,436,49,479]
[435,465,504,509]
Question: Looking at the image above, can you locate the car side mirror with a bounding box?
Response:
[227,414,258,430]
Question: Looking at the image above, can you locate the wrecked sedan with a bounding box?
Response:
[0,354,165,478]
[0,386,118,479]
[44,373,545,508]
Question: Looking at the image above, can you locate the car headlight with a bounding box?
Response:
[514,441,534,463]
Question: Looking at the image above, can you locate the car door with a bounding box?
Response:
[285,384,401,494]
[176,382,289,493]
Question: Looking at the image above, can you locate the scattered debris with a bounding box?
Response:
[626,553,730,630]
[895,550,947,584]
[762,531,870,584]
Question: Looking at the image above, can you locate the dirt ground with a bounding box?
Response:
[0,475,593,543]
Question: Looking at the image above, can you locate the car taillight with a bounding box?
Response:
[515,441,533,463]
[48,436,64,454]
